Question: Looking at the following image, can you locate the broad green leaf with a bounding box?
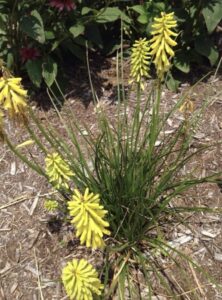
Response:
[81,7,93,15]
[69,23,85,38]
[202,1,222,33]
[26,59,42,87]
[120,11,131,24]
[20,10,45,44]
[195,36,219,65]
[42,58,57,87]
[137,14,149,24]
[130,5,146,15]
[45,31,55,40]
[166,72,180,91]
[51,40,60,51]
[96,7,122,23]
[174,54,190,73]
[153,2,165,11]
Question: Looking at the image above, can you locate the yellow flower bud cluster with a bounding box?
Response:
[44,199,59,211]
[43,154,110,298]
[150,12,178,79]
[130,38,150,90]
[179,97,194,114]
[0,77,28,118]
[0,76,28,136]
[45,152,74,189]
[129,12,178,85]
[44,154,110,250]
[62,258,103,300]
[68,188,110,249]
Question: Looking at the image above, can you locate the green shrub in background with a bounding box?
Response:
[0,0,129,88]
[125,0,222,88]
[0,0,220,91]
[1,0,221,90]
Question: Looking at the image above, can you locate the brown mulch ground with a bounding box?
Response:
[0,58,222,299]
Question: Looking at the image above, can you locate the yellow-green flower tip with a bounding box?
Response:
[150,12,178,80]
[68,188,110,249]
[62,258,104,300]
[45,152,74,189]
[0,77,28,119]
[44,199,59,211]
[130,38,150,90]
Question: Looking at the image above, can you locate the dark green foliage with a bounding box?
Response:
[0,0,221,88]
[124,0,222,87]
[0,0,129,87]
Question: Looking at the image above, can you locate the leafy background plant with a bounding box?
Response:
[124,0,222,88]
[0,0,221,90]
[0,0,129,88]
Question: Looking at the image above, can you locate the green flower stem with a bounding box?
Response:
[25,123,48,154]
[4,134,46,177]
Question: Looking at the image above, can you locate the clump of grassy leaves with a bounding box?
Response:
[3,55,222,300]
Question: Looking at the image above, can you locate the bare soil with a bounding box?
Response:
[0,58,222,299]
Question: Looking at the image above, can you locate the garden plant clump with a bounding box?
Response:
[0,7,222,300]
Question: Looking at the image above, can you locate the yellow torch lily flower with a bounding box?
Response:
[45,152,74,189]
[179,97,194,114]
[130,38,150,90]
[150,12,178,80]
[68,188,110,249]
[44,199,59,212]
[62,258,104,300]
[0,77,28,118]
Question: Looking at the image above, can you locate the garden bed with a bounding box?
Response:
[0,59,222,299]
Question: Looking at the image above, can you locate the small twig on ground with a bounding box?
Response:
[0,191,57,211]
[0,195,29,210]
[171,273,192,300]
[34,248,44,300]
[189,262,205,297]
[29,191,41,215]
[0,280,6,300]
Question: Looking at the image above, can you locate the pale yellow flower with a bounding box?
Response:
[179,98,194,114]
[45,152,74,189]
[0,77,28,118]
[62,258,103,300]
[68,188,110,249]
[150,12,178,79]
[44,199,59,211]
[130,38,150,90]
[15,139,34,149]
